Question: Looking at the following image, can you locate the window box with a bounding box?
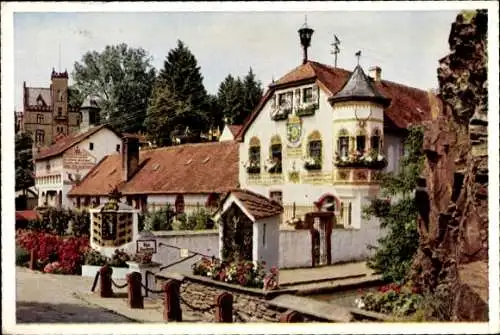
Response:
[246,165,261,174]
[334,152,387,170]
[296,103,318,117]
[304,161,322,171]
[272,108,291,121]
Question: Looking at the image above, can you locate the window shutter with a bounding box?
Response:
[312,84,319,104]
[294,89,301,108]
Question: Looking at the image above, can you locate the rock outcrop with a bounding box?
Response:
[411,10,488,321]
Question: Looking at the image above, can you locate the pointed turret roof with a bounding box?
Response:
[329,65,390,107]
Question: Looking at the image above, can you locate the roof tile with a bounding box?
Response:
[229,189,283,220]
[68,141,240,196]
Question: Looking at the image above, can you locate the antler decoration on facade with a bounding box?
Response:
[354,108,372,129]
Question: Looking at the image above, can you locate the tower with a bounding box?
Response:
[298,20,314,64]
[79,95,101,132]
[51,68,69,137]
[329,62,391,228]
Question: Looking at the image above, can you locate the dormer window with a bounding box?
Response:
[303,87,313,103]
[278,93,287,107]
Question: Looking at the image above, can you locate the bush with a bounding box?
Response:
[84,249,108,266]
[144,205,175,231]
[176,207,213,230]
[26,208,90,236]
[16,245,30,266]
[16,229,89,274]
[108,249,131,268]
[357,283,423,317]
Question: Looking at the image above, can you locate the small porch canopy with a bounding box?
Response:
[214,189,283,269]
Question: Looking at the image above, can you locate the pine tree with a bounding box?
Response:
[241,68,263,122]
[363,126,424,282]
[147,40,211,143]
[15,132,35,192]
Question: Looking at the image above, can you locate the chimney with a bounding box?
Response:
[368,66,382,81]
[122,136,140,182]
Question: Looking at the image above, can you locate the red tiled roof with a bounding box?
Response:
[68,141,240,196]
[228,125,243,137]
[237,60,434,140]
[16,210,40,222]
[35,125,119,160]
[224,189,283,220]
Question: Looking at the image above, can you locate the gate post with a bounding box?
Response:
[215,292,233,322]
[29,248,38,270]
[99,264,113,298]
[163,279,182,321]
[127,271,144,309]
[280,310,304,322]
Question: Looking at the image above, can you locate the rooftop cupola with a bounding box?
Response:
[298,18,314,65]
[79,95,101,131]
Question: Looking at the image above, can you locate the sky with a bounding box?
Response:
[13,9,460,111]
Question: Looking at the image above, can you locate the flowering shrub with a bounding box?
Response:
[132,251,153,265]
[43,261,69,274]
[356,283,423,317]
[191,258,279,290]
[303,156,322,170]
[16,229,89,274]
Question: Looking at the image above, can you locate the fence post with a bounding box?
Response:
[127,272,144,309]
[29,249,37,270]
[280,310,304,322]
[215,292,233,323]
[163,279,182,322]
[99,264,113,298]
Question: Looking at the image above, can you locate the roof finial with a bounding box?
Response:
[298,16,314,64]
[330,34,341,68]
[355,50,362,66]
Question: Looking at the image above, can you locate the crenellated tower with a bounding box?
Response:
[50,68,69,136]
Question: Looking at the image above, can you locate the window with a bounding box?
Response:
[337,130,349,158]
[278,93,287,106]
[356,135,366,154]
[270,191,283,204]
[303,87,313,103]
[76,113,81,126]
[249,146,260,164]
[116,144,121,152]
[58,107,62,116]
[89,142,94,150]
[309,140,322,161]
[36,114,44,124]
[35,129,45,144]
[371,129,381,153]
[175,195,185,214]
[270,143,282,173]
[57,90,63,101]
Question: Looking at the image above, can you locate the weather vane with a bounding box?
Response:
[355,50,362,65]
[330,34,341,67]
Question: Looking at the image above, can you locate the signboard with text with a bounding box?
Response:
[63,145,97,170]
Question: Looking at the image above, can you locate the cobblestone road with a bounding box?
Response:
[16,267,134,323]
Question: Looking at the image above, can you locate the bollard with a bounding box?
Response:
[215,292,233,323]
[280,310,304,322]
[29,249,38,270]
[127,272,144,309]
[163,279,182,322]
[99,264,113,298]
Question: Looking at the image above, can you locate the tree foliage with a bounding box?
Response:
[15,132,34,192]
[72,43,156,133]
[364,126,425,282]
[217,68,263,125]
[145,40,211,145]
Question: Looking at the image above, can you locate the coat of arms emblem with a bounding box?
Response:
[287,115,302,147]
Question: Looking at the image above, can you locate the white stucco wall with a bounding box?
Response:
[151,230,220,273]
[252,216,280,270]
[384,133,404,173]
[279,229,312,269]
[330,223,385,264]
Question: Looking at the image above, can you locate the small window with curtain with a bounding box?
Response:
[303,87,313,103]
[269,191,283,204]
[371,129,381,154]
[306,140,322,170]
[337,132,349,158]
[356,135,366,154]
[269,143,282,173]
